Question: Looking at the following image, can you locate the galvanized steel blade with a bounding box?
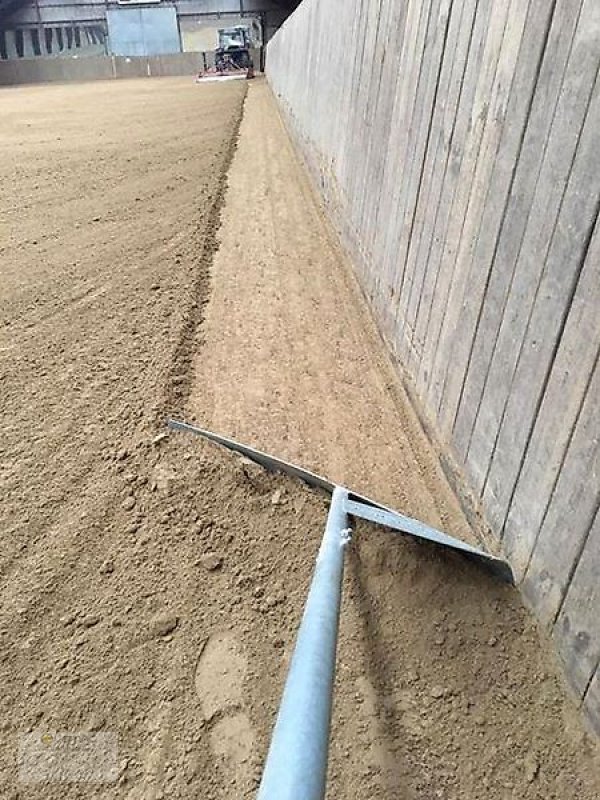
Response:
[168,419,513,583]
[167,419,335,494]
[345,497,513,584]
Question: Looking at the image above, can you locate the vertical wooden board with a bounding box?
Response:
[441,0,554,444]
[362,0,412,269]
[364,0,395,124]
[343,0,388,292]
[353,0,391,213]
[424,0,512,415]
[380,0,441,343]
[435,0,531,435]
[390,0,456,360]
[503,221,600,577]
[338,0,372,173]
[331,1,351,155]
[553,508,600,700]
[340,0,379,198]
[454,0,584,476]
[450,0,581,469]
[362,2,414,270]
[379,0,445,327]
[338,0,369,194]
[583,666,600,737]
[401,0,476,368]
[483,76,600,534]
[464,0,600,496]
[340,0,373,210]
[414,0,494,398]
[300,2,312,112]
[346,0,384,231]
[409,0,480,370]
[318,0,338,140]
[399,0,468,325]
[300,2,317,126]
[356,0,400,258]
[355,0,381,115]
[355,0,394,226]
[372,0,432,268]
[363,0,424,299]
[295,7,307,117]
[317,0,343,157]
[338,1,366,171]
[382,0,448,303]
[374,0,434,336]
[370,0,425,262]
[328,0,349,161]
[522,358,600,629]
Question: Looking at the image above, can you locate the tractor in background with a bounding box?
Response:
[196,25,255,82]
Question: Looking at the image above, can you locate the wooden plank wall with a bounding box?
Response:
[267,0,600,734]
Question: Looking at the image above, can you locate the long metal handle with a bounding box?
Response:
[257,486,351,800]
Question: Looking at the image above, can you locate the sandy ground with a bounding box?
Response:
[0,76,599,800]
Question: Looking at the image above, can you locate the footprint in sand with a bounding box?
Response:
[195,632,255,785]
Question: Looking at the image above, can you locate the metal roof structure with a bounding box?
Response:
[0,0,26,22]
[0,0,300,24]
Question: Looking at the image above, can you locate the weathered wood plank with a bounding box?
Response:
[409,0,480,371]
[355,0,395,236]
[425,0,513,418]
[450,0,583,468]
[415,0,494,398]
[440,0,555,444]
[347,0,386,232]
[465,0,600,497]
[482,73,600,534]
[522,356,600,628]
[419,0,584,414]
[337,0,382,290]
[385,0,453,349]
[584,666,600,737]
[415,0,502,402]
[374,0,435,340]
[338,0,373,208]
[360,0,410,269]
[435,0,532,436]
[503,216,600,577]
[358,0,424,300]
[400,0,473,370]
[336,0,396,286]
[391,0,459,363]
[319,0,353,161]
[553,508,600,700]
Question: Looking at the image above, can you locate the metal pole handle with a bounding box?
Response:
[257,486,351,800]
